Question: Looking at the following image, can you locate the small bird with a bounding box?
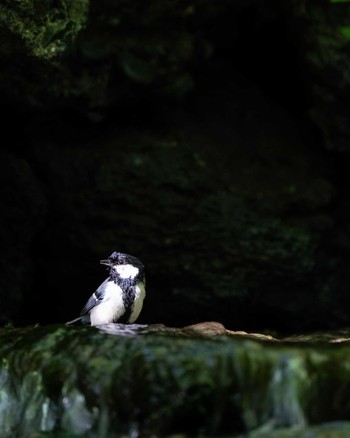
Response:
[66,252,146,326]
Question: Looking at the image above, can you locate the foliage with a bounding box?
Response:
[0,0,89,59]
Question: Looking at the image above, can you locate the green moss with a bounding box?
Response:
[340,26,350,38]
[0,0,89,59]
[2,326,350,436]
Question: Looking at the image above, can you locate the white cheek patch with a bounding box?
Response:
[114,264,139,279]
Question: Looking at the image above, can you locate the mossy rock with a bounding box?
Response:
[1,324,350,437]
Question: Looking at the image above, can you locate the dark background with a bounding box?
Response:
[1,0,350,333]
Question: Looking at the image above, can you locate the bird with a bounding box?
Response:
[66,251,146,326]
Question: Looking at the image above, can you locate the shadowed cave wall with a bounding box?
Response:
[1,0,350,333]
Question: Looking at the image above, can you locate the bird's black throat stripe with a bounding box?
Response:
[109,269,144,324]
[112,275,138,323]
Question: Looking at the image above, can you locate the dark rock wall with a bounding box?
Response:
[1,0,350,332]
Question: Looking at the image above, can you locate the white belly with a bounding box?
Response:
[89,280,146,325]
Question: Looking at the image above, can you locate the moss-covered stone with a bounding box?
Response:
[0,0,219,111]
[0,0,89,59]
[1,324,350,437]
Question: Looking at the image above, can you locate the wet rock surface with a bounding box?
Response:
[1,323,350,437]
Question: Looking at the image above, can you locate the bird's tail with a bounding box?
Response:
[65,316,83,325]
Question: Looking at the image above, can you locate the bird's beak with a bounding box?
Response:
[100,259,111,266]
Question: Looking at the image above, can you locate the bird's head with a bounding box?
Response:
[100,252,144,280]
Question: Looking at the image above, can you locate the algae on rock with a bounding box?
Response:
[1,325,350,437]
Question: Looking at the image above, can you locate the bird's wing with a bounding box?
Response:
[80,279,109,316]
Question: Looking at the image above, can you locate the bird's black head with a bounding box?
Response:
[100,252,142,267]
[100,252,145,281]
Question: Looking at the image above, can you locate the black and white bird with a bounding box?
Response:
[66,252,146,326]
